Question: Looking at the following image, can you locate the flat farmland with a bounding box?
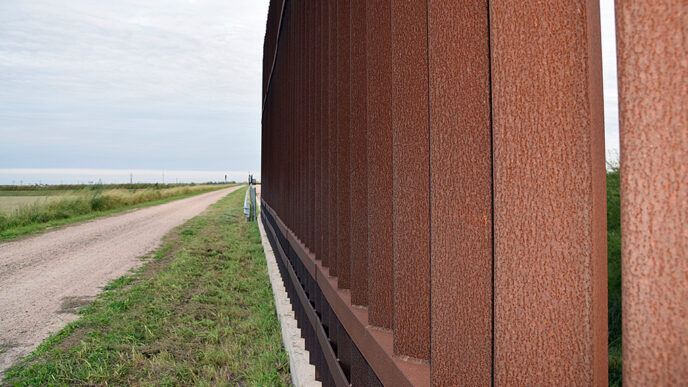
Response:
[0,192,75,213]
[0,184,233,239]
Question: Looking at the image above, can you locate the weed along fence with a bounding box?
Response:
[260,1,686,386]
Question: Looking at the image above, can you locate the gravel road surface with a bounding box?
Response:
[0,186,241,375]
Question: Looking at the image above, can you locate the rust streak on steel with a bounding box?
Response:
[616,0,688,384]
[390,1,431,361]
[490,0,608,384]
[336,0,351,290]
[366,0,393,330]
[350,0,369,307]
[428,0,493,384]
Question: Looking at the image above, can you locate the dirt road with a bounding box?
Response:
[0,186,241,375]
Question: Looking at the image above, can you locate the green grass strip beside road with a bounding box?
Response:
[0,185,235,241]
[3,188,290,386]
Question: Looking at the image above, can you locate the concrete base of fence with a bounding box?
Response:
[258,216,320,387]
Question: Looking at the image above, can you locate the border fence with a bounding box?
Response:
[260,1,686,385]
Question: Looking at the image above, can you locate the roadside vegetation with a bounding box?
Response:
[0,184,233,240]
[3,187,290,386]
[607,164,622,386]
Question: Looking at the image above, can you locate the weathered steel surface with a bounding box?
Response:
[490,1,608,385]
[319,0,330,269]
[616,1,688,384]
[366,0,393,330]
[390,1,430,361]
[349,0,369,307]
[428,0,493,383]
[263,202,431,386]
[336,0,351,289]
[307,1,316,252]
[327,0,338,276]
[312,1,321,261]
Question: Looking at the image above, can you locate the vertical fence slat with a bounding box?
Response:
[313,1,321,262]
[336,0,351,289]
[390,0,431,361]
[328,0,338,277]
[308,1,315,252]
[366,0,394,330]
[350,0,369,307]
[319,0,330,269]
[490,1,607,385]
[616,1,688,384]
[428,0,493,383]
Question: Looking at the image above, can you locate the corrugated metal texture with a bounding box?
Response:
[390,0,431,361]
[349,0,369,307]
[365,0,394,330]
[490,1,607,385]
[616,1,688,385]
[428,0,493,384]
[336,0,351,290]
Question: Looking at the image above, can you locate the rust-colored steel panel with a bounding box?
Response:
[366,0,394,330]
[349,0,368,307]
[336,0,351,289]
[263,202,431,386]
[302,0,308,243]
[328,0,338,276]
[320,0,330,269]
[428,0,492,383]
[490,0,608,385]
[390,1,430,361]
[313,1,321,260]
[309,1,316,251]
[616,1,688,384]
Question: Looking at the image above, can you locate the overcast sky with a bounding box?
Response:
[0,0,269,175]
[0,0,619,182]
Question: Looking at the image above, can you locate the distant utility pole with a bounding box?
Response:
[225,174,227,183]
[130,173,133,184]
[162,170,165,185]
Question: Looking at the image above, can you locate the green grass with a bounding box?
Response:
[607,165,622,386]
[0,196,70,213]
[2,187,290,386]
[0,185,234,240]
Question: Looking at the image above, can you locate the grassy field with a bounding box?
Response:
[2,187,290,386]
[607,166,622,386]
[0,184,233,240]
[0,196,70,213]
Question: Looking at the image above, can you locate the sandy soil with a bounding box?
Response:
[0,186,241,375]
